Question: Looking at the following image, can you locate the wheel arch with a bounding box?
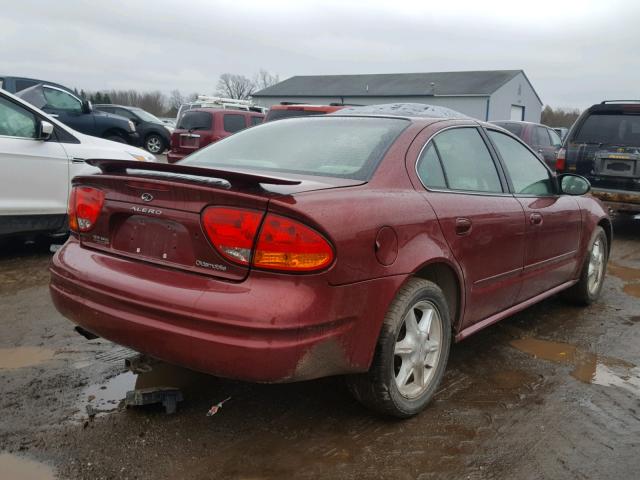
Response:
[597,217,613,254]
[411,259,464,333]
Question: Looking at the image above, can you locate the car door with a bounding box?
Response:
[413,126,527,327]
[547,127,563,162]
[41,86,95,135]
[0,94,69,234]
[486,128,582,302]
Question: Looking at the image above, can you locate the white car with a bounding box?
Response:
[0,89,155,239]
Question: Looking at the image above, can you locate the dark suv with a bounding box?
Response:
[95,104,171,154]
[2,76,138,145]
[557,101,640,215]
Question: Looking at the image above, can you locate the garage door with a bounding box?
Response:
[510,105,525,121]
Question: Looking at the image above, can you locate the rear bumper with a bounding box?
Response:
[49,239,404,382]
[591,188,640,214]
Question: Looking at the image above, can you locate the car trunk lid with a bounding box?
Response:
[72,160,362,282]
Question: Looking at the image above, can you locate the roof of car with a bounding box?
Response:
[333,103,470,120]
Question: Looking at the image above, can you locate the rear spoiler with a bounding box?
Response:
[85,159,301,188]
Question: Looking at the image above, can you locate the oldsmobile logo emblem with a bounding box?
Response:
[141,193,154,202]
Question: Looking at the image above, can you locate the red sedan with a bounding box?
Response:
[50,107,610,417]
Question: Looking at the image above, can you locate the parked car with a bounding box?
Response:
[167,108,264,163]
[3,77,139,145]
[556,100,640,216]
[50,104,610,417]
[159,117,176,129]
[491,120,563,168]
[0,89,155,239]
[94,104,171,154]
[264,104,344,122]
[552,127,569,141]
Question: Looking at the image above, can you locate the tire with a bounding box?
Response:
[144,133,165,154]
[564,226,608,305]
[347,278,451,418]
[105,134,127,144]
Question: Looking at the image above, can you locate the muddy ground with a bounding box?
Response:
[0,219,638,480]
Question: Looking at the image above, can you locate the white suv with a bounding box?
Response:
[0,89,155,239]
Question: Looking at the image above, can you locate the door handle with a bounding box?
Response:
[455,217,472,236]
[530,212,543,225]
[71,158,86,164]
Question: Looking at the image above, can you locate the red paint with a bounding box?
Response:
[50,116,609,383]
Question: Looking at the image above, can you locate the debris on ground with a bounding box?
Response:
[206,397,231,416]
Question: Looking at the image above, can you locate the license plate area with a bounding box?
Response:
[112,216,193,264]
[601,158,637,177]
[179,134,200,149]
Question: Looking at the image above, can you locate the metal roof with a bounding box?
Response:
[253,70,536,99]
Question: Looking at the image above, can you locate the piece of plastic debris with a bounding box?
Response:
[206,397,231,416]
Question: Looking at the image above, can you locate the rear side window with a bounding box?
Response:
[495,122,524,138]
[534,126,551,146]
[177,111,212,131]
[431,128,503,193]
[548,128,562,147]
[574,113,640,145]
[416,144,447,189]
[488,130,553,195]
[223,114,247,133]
[14,79,38,92]
[182,117,408,180]
[250,116,263,126]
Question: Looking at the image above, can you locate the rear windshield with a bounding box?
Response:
[574,113,640,145]
[494,122,524,138]
[177,111,212,131]
[182,117,408,180]
[265,109,327,122]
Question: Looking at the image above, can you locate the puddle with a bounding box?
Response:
[607,263,640,282]
[510,337,640,396]
[623,284,640,298]
[0,346,55,370]
[0,452,56,480]
[78,361,213,416]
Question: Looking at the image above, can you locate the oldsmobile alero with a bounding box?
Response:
[50,107,611,417]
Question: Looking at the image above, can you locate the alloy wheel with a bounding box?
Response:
[146,136,163,153]
[394,300,443,399]
[587,238,605,295]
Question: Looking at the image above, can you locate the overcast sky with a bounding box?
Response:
[2,0,638,109]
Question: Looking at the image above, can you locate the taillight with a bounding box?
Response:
[555,148,566,172]
[201,207,262,265]
[68,186,105,232]
[254,214,334,271]
[201,207,334,272]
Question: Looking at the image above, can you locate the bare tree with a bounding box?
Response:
[169,89,185,112]
[253,69,280,91]
[541,105,581,128]
[216,73,255,100]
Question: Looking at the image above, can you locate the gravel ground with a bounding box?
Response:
[0,218,638,479]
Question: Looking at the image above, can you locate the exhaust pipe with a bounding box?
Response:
[74,326,99,340]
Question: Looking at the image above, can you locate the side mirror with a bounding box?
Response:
[81,100,93,114]
[39,120,54,140]
[558,173,590,196]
